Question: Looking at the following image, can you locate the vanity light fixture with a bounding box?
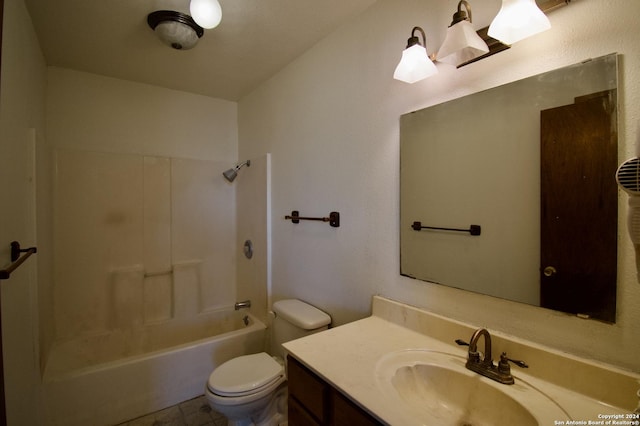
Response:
[393,26,438,84]
[488,0,551,45]
[147,10,204,50]
[189,0,222,29]
[437,1,489,67]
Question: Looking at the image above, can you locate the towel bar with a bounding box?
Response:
[0,241,38,280]
[285,210,340,227]
[411,221,481,236]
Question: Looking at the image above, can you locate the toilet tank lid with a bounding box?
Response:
[272,299,331,330]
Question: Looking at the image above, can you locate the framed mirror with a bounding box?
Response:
[400,53,618,322]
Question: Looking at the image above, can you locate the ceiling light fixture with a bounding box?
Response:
[437,0,489,67]
[393,26,438,84]
[189,0,222,29]
[488,0,551,45]
[147,10,204,50]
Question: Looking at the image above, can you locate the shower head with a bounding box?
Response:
[222,160,251,182]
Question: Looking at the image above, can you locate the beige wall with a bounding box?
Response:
[46,67,238,161]
[0,0,47,424]
[239,0,640,371]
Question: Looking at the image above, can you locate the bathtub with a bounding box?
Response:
[41,309,266,426]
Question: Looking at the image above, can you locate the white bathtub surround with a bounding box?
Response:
[42,310,265,426]
[53,149,237,338]
[45,145,271,425]
[47,149,241,423]
[143,155,172,322]
[41,149,271,425]
[283,296,640,425]
[173,260,206,318]
[111,265,145,329]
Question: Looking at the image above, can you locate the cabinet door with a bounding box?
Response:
[289,396,321,426]
[288,356,329,424]
[331,390,381,426]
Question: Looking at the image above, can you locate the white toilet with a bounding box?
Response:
[205,299,331,426]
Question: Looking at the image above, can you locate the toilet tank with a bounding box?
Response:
[271,299,331,359]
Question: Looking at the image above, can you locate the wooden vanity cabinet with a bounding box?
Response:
[287,355,382,426]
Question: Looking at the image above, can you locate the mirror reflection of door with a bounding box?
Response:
[540,90,617,322]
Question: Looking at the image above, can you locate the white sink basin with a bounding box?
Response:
[375,349,569,426]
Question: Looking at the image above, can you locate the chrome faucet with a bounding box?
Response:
[456,328,528,385]
[234,300,251,310]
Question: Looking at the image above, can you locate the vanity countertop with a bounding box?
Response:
[283,296,639,426]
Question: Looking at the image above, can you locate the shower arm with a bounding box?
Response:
[236,160,250,170]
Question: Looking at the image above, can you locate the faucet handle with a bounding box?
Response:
[499,352,529,370]
[455,339,469,346]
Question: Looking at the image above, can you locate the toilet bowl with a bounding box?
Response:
[205,299,331,426]
[205,353,287,426]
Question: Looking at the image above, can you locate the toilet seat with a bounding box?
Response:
[207,352,284,397]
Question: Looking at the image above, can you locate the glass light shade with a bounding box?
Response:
[155,21,199,50]
[393,44,438,84]
[190,0,222,29]
[437,20,489,66]
[488,0,551,44]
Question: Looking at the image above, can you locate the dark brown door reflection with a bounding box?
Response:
[540,90,618,322]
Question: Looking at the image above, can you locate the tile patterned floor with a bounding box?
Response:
[115,395,228,426]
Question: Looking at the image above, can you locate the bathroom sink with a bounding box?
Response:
[375,349,569,426]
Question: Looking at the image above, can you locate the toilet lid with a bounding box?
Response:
[207,352,284,396]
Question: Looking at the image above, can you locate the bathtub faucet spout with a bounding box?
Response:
[234,300,251,310]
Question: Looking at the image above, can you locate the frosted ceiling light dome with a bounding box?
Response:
[147,10,204,50]
[488,0,551,44]
[393,27,438,84]
[437,0,489,67]
[190,0,222,29]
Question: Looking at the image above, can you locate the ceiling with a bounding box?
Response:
[24,0,377,101]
